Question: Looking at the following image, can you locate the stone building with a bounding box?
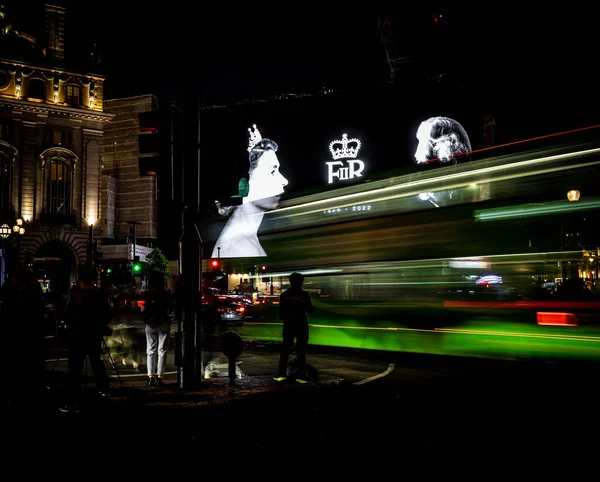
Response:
[0,4,114,290]
[101,94,159,244]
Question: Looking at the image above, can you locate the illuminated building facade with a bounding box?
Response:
[101,95,160,257]
[0,4,114,287]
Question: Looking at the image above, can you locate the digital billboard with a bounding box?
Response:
[200,83,487,258]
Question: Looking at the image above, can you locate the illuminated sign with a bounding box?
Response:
[449,257,490,269]
[324,204,372,214]
[326,133,365,184]
[211,124,288,258]
[415,116,471,208]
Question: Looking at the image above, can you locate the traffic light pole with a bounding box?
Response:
[127,221,141,260]
[179,93,202,389]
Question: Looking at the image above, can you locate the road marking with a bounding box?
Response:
[353,363,395,386]
[435,327,600,342]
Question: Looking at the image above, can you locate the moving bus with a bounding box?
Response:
[207,127,600,328]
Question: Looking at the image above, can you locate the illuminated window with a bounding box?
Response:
[47,160,70,214]
[42,151,75,217]
[66,84,80,105]
[46,128,71,147]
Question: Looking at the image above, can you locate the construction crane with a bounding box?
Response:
[377,16,411,82]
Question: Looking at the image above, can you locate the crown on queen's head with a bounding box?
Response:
[329,133,361,160]
[248,124,263,152]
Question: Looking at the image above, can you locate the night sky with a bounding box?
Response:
[8,1,599,112]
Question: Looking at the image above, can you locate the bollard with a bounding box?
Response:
[220,331,243,386]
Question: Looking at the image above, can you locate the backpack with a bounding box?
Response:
[142,290,171,327]
[65,287,112,338]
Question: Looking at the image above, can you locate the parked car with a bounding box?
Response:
[244,294,280,321]
[216,296,246,326]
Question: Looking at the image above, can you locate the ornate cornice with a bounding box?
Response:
[0,97,115,123]
[0,58,105,82]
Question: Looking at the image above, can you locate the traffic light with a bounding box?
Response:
[132,256,142,275]
[210,259,220,270]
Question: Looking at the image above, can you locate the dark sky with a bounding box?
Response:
[9,1,600,112]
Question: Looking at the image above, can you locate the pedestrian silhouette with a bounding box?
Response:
[1,267,45,406]
[60,264,112,413]
[142,271,173,387]
[275,272,314,383]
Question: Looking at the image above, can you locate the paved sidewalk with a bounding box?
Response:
[27,323,600,458]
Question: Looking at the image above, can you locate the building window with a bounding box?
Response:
[0,122,10,142]
[0,150,12,213]
[40,148,77,222]
[66,84,80,105]
[46,128,71,148]
[46,160,70,214]
[28,78,46,100]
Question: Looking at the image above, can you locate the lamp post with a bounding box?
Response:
[1,218,25,285]
[0,223,11,285]
[87,220,94,267]
[127,220,142,262]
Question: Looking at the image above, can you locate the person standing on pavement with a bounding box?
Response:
[1,267,45,406]
[275,272,314,382]
[141,271,173,387]
[61,264,112,413]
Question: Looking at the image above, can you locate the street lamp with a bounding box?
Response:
[1,218,25,284]
[0,224,10,285]
[0,224,11,239]
[12,218,24,235]
[87,219,94,267]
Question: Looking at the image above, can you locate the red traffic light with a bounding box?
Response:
[211,259,219,268]
[261,265,266,271]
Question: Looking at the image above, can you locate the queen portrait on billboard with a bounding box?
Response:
[211,125,289,258]
[414,116,472,207]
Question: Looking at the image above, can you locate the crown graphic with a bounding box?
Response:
[248,124,262,152]
[329,133,361,160]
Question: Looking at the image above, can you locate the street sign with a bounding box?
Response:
[101,244,153,262]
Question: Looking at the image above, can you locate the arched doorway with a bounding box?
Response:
[34,241,77,296]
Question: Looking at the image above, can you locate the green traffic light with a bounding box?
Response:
[133,263,141,273]
[107,268,113,274]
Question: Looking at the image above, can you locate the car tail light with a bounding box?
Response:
[236,306,245,313]
[137,300,145,307]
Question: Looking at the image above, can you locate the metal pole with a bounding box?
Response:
[88,223,93,266]
[127,221,141,261]
[1,237,5,286]
[170,100,175,204]
[180,94,201,389]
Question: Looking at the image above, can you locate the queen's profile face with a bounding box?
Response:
[414,116,471,165]
[244,149,288,205]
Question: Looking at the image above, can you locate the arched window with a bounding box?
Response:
[28,78,46,100]
[0,142,16,215]
[66,84,80,106]
[47,159,70,214]
[40,148,77,220]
